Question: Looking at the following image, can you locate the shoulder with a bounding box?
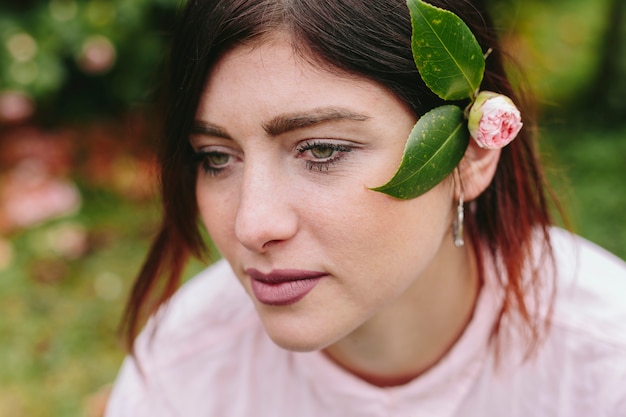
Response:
[550,228,626,288]
[106,260,273,416]
[544,229,626,414]
[155,259,253,330]
[548,227,626,342]
[134,258,259,367]
[471,230,626,415]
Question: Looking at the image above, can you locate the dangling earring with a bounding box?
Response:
[452,193,465,248]
[452,168,465,248]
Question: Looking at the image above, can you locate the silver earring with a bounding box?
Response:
[452,193,465,248]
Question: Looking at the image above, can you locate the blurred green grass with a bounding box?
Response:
[0,187,209,415]
[542,125,626,260]
[0,190,157,416]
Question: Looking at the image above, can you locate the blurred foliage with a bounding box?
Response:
[0,192,157,416]
[0,0,179,123]
[1,0,624,124]
[491,0,607,109]
[584,0,626,124]
[543,125,626,261]
[0,184,207,416]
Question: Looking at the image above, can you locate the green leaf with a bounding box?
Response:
[370,105,469,199]
[408,0,485,100]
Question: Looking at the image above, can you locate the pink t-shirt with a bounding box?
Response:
[105,229,626,416]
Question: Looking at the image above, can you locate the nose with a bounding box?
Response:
[234,165,299,252]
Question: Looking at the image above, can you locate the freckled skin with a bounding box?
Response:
[191,35,478,383]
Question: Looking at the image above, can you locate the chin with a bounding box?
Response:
[260,318,338,353]
[265,328,330,353]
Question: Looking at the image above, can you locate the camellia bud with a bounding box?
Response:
[467,91,523,149]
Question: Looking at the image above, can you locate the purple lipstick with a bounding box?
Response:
[246,268,326,306]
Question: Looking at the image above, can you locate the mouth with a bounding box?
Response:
[246,268,327,306]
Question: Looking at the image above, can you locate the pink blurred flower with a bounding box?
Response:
[0,160,81,230]
[468,91,523,150]
[46,222,88,260]
[0,91,34,124]
[77,35,116,74]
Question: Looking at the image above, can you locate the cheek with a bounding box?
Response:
[313,183,452,271]
[196,182,237,248]
[303,185,453,319]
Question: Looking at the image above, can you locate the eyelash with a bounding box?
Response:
[192,150,232,176]
[192,140,354,176]
[296,141,353,172]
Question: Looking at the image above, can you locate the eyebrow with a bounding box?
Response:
[263,107,370,136]
[191,107,370,139]
[190,122,231,139]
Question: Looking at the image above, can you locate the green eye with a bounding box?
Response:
[297,140,354,172]
[310,146,335,159]
[193,150,234,176]
[207,152,230,166]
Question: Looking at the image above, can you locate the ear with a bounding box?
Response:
[457,140,501,201]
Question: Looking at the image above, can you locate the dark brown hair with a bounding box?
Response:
[122,0,558,357]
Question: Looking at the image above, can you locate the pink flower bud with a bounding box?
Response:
[467,91,523,149]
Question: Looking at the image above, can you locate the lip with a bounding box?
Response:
[246,268,326,306]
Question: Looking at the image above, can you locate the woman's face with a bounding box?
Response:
[191,35,460,352]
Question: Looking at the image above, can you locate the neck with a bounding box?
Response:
[323,239,480,387]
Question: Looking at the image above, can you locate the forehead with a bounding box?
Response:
[197,34,408,123]
[206,34,349,94]
[212,31,343,76]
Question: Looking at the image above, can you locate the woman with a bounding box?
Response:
[105,0,626,415]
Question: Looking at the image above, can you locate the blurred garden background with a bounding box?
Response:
[0,0,625,415]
